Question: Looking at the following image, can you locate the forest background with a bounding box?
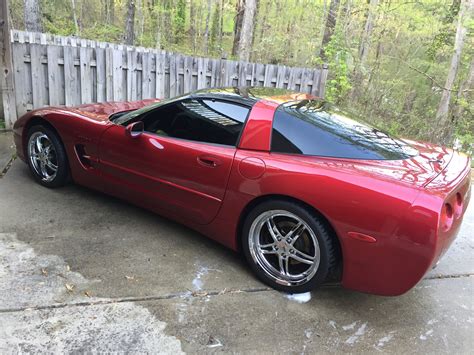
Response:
[7,0,474,151]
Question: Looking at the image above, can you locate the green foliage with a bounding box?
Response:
[209,2,221,53]
[3,0,473,150]
[321,23,352,104]
[174,0,186,44]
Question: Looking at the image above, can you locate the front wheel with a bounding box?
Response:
[242,200,338,293]
[26,125,69,188]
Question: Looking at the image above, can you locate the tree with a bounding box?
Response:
[210,1,222,53]
[203,0,212,54]
[123,0,136,45]
[102,0,115,25]
[24,0,42,32]
[71,0,80,35]
[189,0,197,52]
[237,0,257,61]
[435,0,473,143]
[358,0,378,67]
[320,0,340,61]
[232,0,245,56]
[452,58,474,124]
[174,0,186,44]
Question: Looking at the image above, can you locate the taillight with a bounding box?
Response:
[440,203,454,231]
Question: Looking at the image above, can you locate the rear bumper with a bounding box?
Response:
[428,154,471,269]
[341,152,471,296]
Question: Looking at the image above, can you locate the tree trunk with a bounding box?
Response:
[189,0,196,52]
[103,0,114,25]
[452,58,474,121]
[219,0,224,49]
[24,0,42,32]
[124,0,136,45]
[71,0,80,35]
[237,0,257,61]
[203,0,212,54]
[319,0,340,61]
[358,0,378,67]
[435,0,472,144]
[137,0,145,45]
[232,0,245,57]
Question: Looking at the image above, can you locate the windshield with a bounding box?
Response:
[271,100,419,160]
[113,94,189,125]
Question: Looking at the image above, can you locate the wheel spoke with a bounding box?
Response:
[278,256,289,276]
[36,138,44,153]
[290,249,315,265]
[266,217,281,242]
[285,221,304,241]
[261,249,278,255]
[46,160,58,171]
[290,227,306,246]
[39,161,47,177]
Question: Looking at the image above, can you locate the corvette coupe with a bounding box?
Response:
[13,87,471,296]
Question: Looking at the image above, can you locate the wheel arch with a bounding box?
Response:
[236,194,343,279]
[22,115,63,158]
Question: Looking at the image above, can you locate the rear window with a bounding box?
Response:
[271,100,418,160]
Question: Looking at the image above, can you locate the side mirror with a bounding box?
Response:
[125,121,144,138]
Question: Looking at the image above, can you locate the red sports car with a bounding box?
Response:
[13,87,471,296]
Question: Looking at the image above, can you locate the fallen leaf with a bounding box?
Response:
[191,290,208,297]
[41,268,48,276]
[65,283,75,292]
[84,291,92,298]
[66,265,71,272]
[125,275,135,281]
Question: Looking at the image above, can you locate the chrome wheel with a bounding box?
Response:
[248,210,321,286]
[27,132,58,183]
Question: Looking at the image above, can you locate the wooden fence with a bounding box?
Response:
[6,30,328,127]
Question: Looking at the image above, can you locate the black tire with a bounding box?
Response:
[242,199,338,293]
[26,124,69,188]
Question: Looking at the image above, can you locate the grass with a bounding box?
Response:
[0,121,5,130]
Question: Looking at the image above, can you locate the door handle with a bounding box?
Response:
[197,155,221,168]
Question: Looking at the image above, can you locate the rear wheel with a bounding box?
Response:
[26,125,69,188]
[242,200,337,293]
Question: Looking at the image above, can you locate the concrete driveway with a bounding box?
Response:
[0,132,472,353]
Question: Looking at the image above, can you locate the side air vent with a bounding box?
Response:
[75,144,96,169]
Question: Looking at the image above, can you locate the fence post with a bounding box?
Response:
[0,0,17,128]
[319,63,329,99]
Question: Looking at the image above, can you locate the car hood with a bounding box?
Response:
[67,99,160,122]
[348,139,454,188]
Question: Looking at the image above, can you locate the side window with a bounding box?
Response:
[142,99,249,146]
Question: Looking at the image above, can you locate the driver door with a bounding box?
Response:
[98,98,250,225]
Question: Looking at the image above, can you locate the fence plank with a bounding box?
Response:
[63,46,77,105]
[183,56,193,94]
[105,47,114,101]
[79,46,93,103]
[197,57,205,89]
[11,44,30,116]
[96,47,106,102]
[30,44,45,107]
[112,49,123,101]
[126,50,133,101]
[142,51,151,99]
[155,51,165,99]
[47,45,62,105]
